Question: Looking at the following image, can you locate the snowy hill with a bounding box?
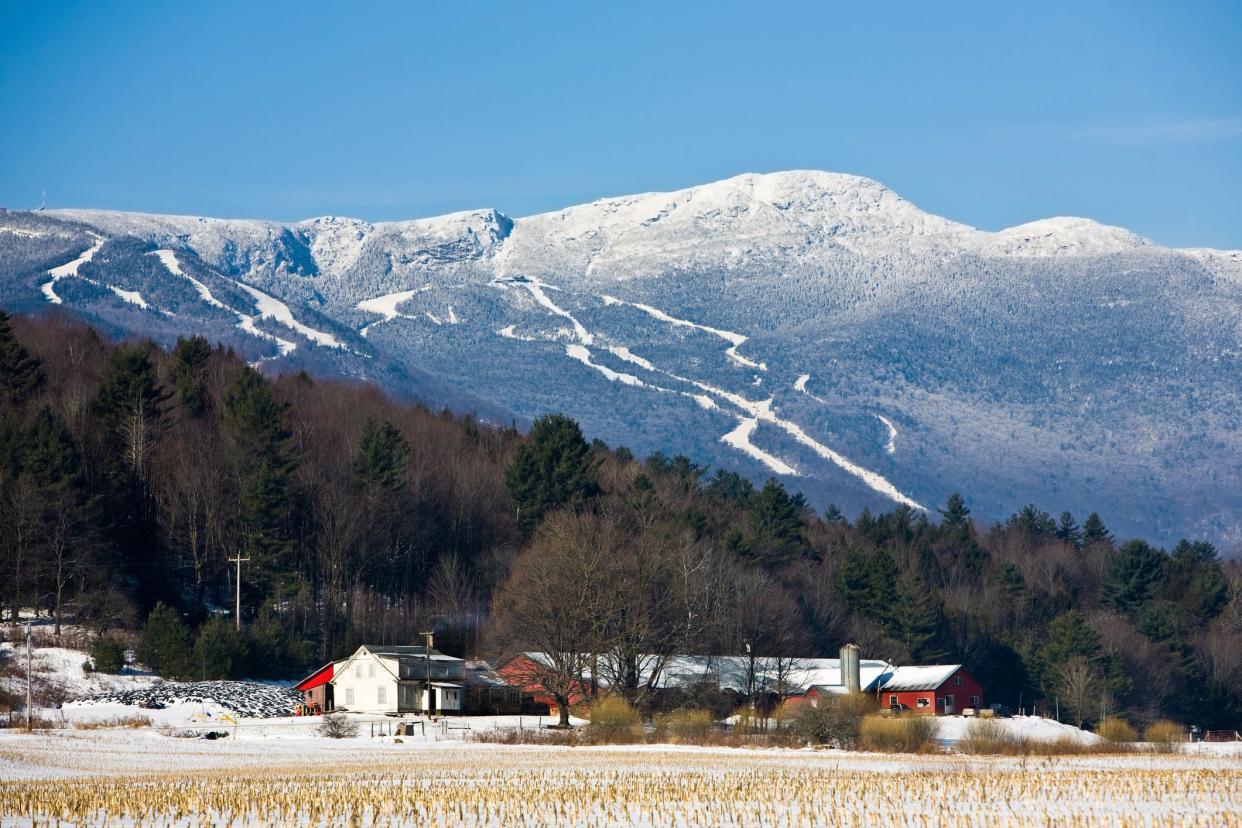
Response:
[2,170,1240,545]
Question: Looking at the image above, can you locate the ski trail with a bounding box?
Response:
[521,278,593,345]
[602,294,766,371]
[652,368,924,509]
[876,414,898,455]
[500,280,920,507]
[42,234,105,304]
[722,417,798,476]
[608,346,655,372]
[236,283,345,349]
[151,250,228,310]
[793,372,829,403]
[151,249,296,363]
[109,287,148,309]
[356,286,431,337]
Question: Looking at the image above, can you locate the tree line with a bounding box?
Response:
[1,309,1240,730]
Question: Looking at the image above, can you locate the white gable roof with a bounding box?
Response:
[876,665,962,692]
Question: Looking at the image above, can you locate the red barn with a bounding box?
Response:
[496,653,591,717]
[878,665,982,715]
[293,662,335,714]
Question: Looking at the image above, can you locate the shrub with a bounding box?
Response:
[74,714,152,730]
[1143,720,1185,752]
[318,713,358,739]
[791,694,872,749]
[860,714,938,753]
[654,709,715,744]
[961,717,1017,754]
[586,695,641,743]
[1096,716,1137,743]
[88,635,126,674]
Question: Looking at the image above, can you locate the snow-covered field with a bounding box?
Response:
[1,728,1239,826]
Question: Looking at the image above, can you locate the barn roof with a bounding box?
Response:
[876,665,963,691]
[293,661,334,691]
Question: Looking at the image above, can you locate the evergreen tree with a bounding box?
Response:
[1008,504,1057,540]
[137,602,193,678]
[888,571,944,661]
[93,345,169,476]
[1056,512,1083,548]
[822,503,848,525]
[1102,540,1166,615]
[352,419,410,499]
[836,548,897,618]
[705,470,755,506]
[745,478,805,566]
[0,309,43,405]
[504,414,599,534]
[938,493,970,530]
[1162,540,1228,623]
[168,336,212,417]
[194,616,244,679]
[225,368,297,599]
[1082,512,1112,546]
[88,635,126,674]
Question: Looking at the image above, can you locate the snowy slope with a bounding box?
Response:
[2,171,1240,545]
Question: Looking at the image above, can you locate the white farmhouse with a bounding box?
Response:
[332,644,465,715]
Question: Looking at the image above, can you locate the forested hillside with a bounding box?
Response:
[1,310,1239,729]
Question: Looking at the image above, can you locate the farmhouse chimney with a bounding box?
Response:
[840,643,861,694]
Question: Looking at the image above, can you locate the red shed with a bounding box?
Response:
[878,665,982,715]
[293,662,335,714]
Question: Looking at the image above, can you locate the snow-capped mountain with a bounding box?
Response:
[2,171,1239,546]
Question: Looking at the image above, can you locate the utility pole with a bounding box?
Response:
[421,631,434,716]
[228,554,250,631]
[25,625,33,732]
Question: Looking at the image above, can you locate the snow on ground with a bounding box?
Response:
[875,413,898,454]
[0,640,158,701]
[40,234,105,304]
[722,416,799,476]
[236,282,345,349]
[108,286,148,309]
[603,294,767,371]
[936,715,1101,745]
[356,286,431,337]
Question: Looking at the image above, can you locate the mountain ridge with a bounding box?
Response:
[5,169,1241,548]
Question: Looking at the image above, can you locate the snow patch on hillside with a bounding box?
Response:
[603,295,766,371]
[356,286,431,337]
[722,417,798,476]
[876,414,898,455]
[41,234,105,304]
[237,282,344,349]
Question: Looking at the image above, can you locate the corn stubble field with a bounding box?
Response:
[2,737,1241,826]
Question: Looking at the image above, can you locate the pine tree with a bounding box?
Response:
[1056,512,1083,548]
[1102,540,1166,615]
[352,419,410,499]
[1082,512,1112,546]
[225,368,296,598]
[836,548,897,617]
[745,478,806,566]
[137,601,193,678]
[93,345,170,477]
[938,493,970,530]
[822,503,848,525]
[888,571,945,661]
[0,309,43,405]
[169,336,212,417]
[504,414,599,534]
[194,617,244,680]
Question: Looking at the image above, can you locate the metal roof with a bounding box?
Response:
[876,665,963,692]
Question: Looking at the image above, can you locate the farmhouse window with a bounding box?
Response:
[346,688,355,705]
[971,695,981,707]
[889,695,898,707]
[955,676,963,686]
[377,686,386,704]
[916,698,929,708]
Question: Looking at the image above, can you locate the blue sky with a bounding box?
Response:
[1,1,1239,247]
